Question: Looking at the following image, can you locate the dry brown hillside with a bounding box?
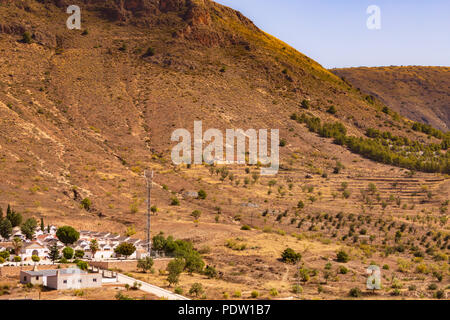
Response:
[0,0,448,300]
[331,66,450,132]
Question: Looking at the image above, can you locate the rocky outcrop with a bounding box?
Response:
[0,23,26,36]
[159,0,186,13]
[2,0,259,47]
[183,0,211,26]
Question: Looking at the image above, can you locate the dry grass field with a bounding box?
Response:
[0,277,157,300]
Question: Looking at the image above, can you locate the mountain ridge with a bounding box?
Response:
[332,66,450,132]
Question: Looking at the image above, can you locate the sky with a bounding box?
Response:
[215,0,450,68]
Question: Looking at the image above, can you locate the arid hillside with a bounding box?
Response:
[332,66,450,132]
[0,0,448,300]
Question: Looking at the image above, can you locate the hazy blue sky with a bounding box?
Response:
[215,0,450,68]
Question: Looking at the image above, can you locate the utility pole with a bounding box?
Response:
[297,262,300,299]
[144,170,154,256]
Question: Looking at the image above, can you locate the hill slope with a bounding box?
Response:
[1,0,429,219]
[0,0,448,299]
[331,66,450,132]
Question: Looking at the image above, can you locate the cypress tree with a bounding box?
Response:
[0,219,12,239]
[7,210,22,227]
[48,242,60,264]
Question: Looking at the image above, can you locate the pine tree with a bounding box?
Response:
[0,206,3,221]
[6,204,11,216]
[21,218,37,240]
[40,217,44,232]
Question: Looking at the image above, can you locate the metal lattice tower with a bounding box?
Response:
[144,170,154,256]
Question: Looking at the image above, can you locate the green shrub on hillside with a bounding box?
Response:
[327,105,337,114]
[143,47,155,57]
[170,197,180,206]
[22,32,32,44]
[281,248,302,264]
[152,233,205,275]
[349,287,362,297]
[336,250,350,263]
[197,190,207,200]
[300,100,310,109]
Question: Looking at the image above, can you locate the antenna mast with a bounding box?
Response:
[144,170,154,256]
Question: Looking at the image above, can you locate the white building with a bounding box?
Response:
[20,267,102,289]
[48,225,57,235]
[20,242,49,261]
[34,229,44,237]
[42,228,151,261]
[11,229,26,241]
